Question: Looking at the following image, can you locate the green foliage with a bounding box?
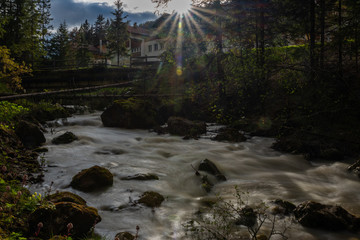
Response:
[0,101,29,126]
[0,46,32,93]
[0,178,45,237]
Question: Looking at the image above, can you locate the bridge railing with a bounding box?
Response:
[130,56,162,67]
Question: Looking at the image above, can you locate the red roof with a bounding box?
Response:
[127,26,150,36]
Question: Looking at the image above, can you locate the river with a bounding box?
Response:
[30,112,360,240]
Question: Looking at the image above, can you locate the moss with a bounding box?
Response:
[138,191,165,208]
[46,191,87,205]
[71,166,113,192]
[51,132,78,145]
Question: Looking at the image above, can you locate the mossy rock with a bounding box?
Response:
[198,159,226,181]
[28,103,70,123]
[46,191,86,205]
[121,173,159,181]
[138,191,165,208]
[15,120,45,148]
[115,232,135,240]
[28,202,101,239]
[271,199,296,215]
[212,127,246,142]
[101,98,157,129]
[52,132,78,145]
[71,165,113,192]
[294,201,360,231]
[167,116,206,137]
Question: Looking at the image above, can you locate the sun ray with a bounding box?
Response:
[188,9,219,31]
[151,13,177,37]
[186,11,206,38]
[175,14,184,76]
[168,14,180,39]
[183,13,200,54]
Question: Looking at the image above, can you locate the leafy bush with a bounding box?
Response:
[0,101,29,126]
[184,187,290,240]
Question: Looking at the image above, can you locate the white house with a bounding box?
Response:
[108,25,166,66]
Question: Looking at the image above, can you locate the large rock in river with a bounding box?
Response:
[198,159,226,181]
[294,201,360,232]
[15,120,45,148]
[101,98,157,129]
[52,131,78,145]
[167,117,206,137]
[137,191,165,208]
[212,127,246,142]
[28,202,101,239]
[71,165,113,192]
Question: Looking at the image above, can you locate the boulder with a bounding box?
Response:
[271,199,296,215]
[121,173,159,181]
[235,206,257,227]
[46,191,86,205]
[52,132,78,145]
[294,201,360,231]
[212,127,246,142]
[115,232,135,240]
[198,159,226,181]
[101,98,157,129]
[28,202,101,239]
[15,120,45,148]
[167,117,206,138]
[71,166,113,192]
[137,191,165,208]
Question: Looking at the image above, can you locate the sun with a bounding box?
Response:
[167,0,193,15]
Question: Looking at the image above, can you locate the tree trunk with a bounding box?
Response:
[310,0,316,81]
[260,9,265,68]
[338,0,343,79]
[356,24,359,72]
[320,0,325,70]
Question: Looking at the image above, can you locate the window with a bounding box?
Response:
[160,43,164,50]
[154,43,158,51]
[148,45,152,52]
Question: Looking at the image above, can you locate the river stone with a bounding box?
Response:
[167,116,206,137]
[121,173,159,181]
[294,201,360,231]
[46,191,86,205]
[212,127,246,142]
[235,206,257,227]
[101,99,157,129]
[137,191,165,208]
[15,120,46,148]
[198,159,226,181]
[271,199,296,215]
[115,232,135,240]
[52,131,78,144]
[28,202,101,239]
[71,165,113,192]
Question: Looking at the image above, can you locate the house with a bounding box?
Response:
[108,24,166,66]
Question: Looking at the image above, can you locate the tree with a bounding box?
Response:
[93,14,107,46]
[0,0,51,66]
[47,21,70,67]
[0,46,31,92]
[107,0,129,66]
[70,24,92,67]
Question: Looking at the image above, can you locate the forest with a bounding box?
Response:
[1,0,360,239]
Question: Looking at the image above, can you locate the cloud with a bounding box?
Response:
[51,0,157,29]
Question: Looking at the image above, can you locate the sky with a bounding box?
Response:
[50,0,192,29]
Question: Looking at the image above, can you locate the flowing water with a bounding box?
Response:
[31,112,360,240]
